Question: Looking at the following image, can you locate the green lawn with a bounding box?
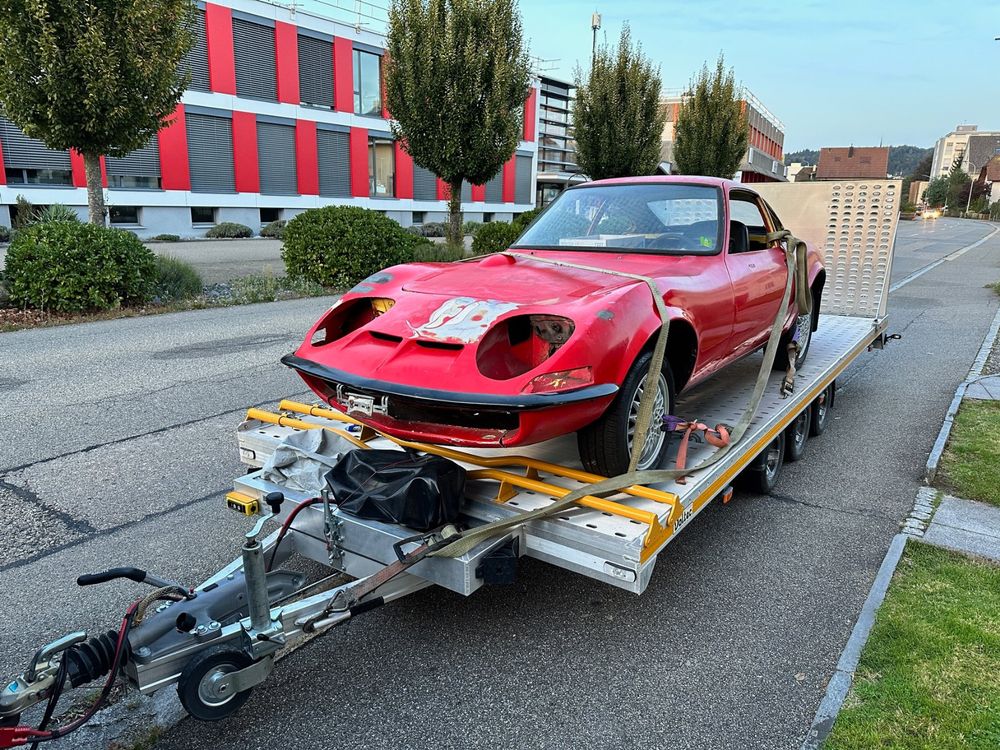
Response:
[939,400,1000,506]
[825,543,1000,749]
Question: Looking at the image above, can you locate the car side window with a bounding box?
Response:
[729,194,771,252]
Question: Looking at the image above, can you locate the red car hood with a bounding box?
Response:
[402,250,704,304]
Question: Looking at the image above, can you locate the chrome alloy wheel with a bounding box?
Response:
[627,371,669,470]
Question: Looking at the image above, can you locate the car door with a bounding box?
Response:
[724,190,787,357]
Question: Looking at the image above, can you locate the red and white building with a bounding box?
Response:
[0,0,540,236]
[660,88,787,182]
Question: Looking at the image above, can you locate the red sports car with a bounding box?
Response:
[284,177,825,476]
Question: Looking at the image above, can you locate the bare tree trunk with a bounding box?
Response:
[83,152,106,226]
[447,179,463,246]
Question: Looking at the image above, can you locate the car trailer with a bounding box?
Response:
[0,180,900,744]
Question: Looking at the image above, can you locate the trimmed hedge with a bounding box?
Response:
[4,222,157,312]
[154,255,203,301]
[0,225,9,243]
[152,233,180,242]
[206,222,253,239]
[282,206,420,288]
[471,221,520,256]
[261,219,287,239]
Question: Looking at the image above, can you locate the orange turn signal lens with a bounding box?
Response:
[523,366,594,393]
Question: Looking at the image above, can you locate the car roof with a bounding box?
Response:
[581,175,753,194]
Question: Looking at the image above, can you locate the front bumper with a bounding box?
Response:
[281,354,618,410]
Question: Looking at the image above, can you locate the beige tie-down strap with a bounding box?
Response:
[431,235,810,559]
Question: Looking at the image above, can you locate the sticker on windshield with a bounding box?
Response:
[699,236,714,248]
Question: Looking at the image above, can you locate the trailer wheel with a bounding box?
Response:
[737,432,785,494]
[810,383,834,436]
[784,409,811,462]
[177,646,254,722]
[578,350,674,476]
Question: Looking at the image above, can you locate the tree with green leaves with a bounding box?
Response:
[573,25,665,181]
[385,0,531,245]
[0,0,194,224]
[924,176,949,207]
[673,56,748,178]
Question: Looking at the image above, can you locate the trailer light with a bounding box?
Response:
[523,366,593,393]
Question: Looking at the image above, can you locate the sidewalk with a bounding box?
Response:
[923,495,1000,561]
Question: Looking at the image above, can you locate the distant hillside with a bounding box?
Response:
[784,146,932,177]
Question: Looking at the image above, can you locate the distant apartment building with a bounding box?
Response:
[534,75,581,206]
[929,125,1000,178]
[660,89,787,182]
[815,146,889,180]
[0,0,539,236]
[908,179,929,205]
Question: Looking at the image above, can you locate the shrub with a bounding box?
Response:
[12,195,37,230]
[412,240,466,262]
[462,220,483,236]
[0,225,9,243]
[282,205,419,288]
[471,221,520,256]
[36,204,80,223]
[512,208,541,231]
[418,221,447,238]
[261,219,287,239]
[4,222,156,312]
[151,233,180,242]
[154,255,203,301]
[205,222,253,239]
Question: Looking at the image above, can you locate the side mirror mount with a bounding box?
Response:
[729,220,750,254]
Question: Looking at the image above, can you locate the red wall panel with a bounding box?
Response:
[349,127,369,197]
[69,150,87,188]
[394,141,413,199]
[275,21,300,104]
[502,155,516,203]
[471,183,485,202]
[205,3,236,95]
[296,120,319,195]
[333,37,354,113]
[231,111,260,193]
[158,105,191,190]
[436,178,450,201]
[522,88,536,142]
[0,136,5,185]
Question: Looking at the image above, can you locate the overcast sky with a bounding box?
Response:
[303,0,999,151]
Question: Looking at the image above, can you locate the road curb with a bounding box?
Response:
[925,301,1000,482]
[799,533,909,750]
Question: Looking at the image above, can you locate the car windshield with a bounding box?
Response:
[513,183,723,254]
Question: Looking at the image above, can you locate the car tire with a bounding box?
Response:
[784,408,810,462]
[773,301,818,371]
[578,350,675,477]
[810,383,834,436]
[737,432,785,494]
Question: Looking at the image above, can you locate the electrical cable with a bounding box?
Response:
[266,497,324,571]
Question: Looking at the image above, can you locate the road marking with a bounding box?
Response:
[890,224,999,292]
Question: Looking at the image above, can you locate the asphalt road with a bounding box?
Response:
[1,218,997,749]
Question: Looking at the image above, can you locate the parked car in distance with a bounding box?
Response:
[284,177,826,476]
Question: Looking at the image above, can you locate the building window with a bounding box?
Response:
[109,205,140,225]
[109,175,161,189]
[260,207,281,223]
[4,167,73,186]
[483,212,494,222]
[368,137,395,197]
[191,206,216,224]
[353,49,381,116]
[411,211,425,224]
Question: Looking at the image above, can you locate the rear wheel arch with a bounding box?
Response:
[810,270,826,330]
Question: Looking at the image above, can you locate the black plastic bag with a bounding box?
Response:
[326,450,466,531]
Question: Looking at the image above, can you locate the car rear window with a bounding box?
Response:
[514,183,723,254]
